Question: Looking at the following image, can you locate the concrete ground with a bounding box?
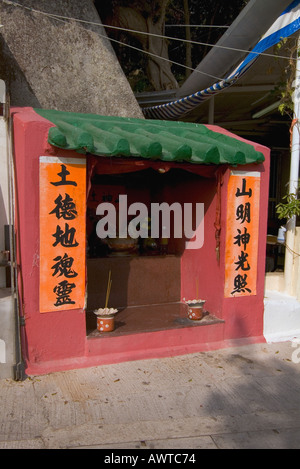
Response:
[0,340,300,449]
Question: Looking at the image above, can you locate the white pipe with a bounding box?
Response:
[284,35,300,295]
[289,34,300,198]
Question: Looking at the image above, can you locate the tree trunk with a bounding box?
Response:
[111,1,178,90]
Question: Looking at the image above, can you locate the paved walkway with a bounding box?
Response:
[0,340,299,449]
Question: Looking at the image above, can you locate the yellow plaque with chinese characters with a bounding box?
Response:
[224,171,260,297]
[39,157,86,312]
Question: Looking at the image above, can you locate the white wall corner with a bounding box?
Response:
[0,339,6,363]
[0,80,5,104]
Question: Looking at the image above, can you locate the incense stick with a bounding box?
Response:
[196,278,199,299]
[105,270,112,308]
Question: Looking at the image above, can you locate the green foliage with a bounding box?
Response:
[274,37,299,118]
[276,181,300,220]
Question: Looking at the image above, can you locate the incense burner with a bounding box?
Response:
[186,299,206,321]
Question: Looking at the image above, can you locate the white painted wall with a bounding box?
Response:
[264,228,300,343]
[0,80,8,288]
[0,80,16,379]
[264,290,300,343]
[0,339,5,364]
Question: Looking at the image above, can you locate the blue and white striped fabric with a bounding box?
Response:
[143,0,300,120]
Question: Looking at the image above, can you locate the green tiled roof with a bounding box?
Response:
[35,109,264,166]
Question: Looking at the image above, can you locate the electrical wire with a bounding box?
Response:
[165,24,230,28]
[1,0,297,64]
[283,241,300,263]
[105,34,223,80]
